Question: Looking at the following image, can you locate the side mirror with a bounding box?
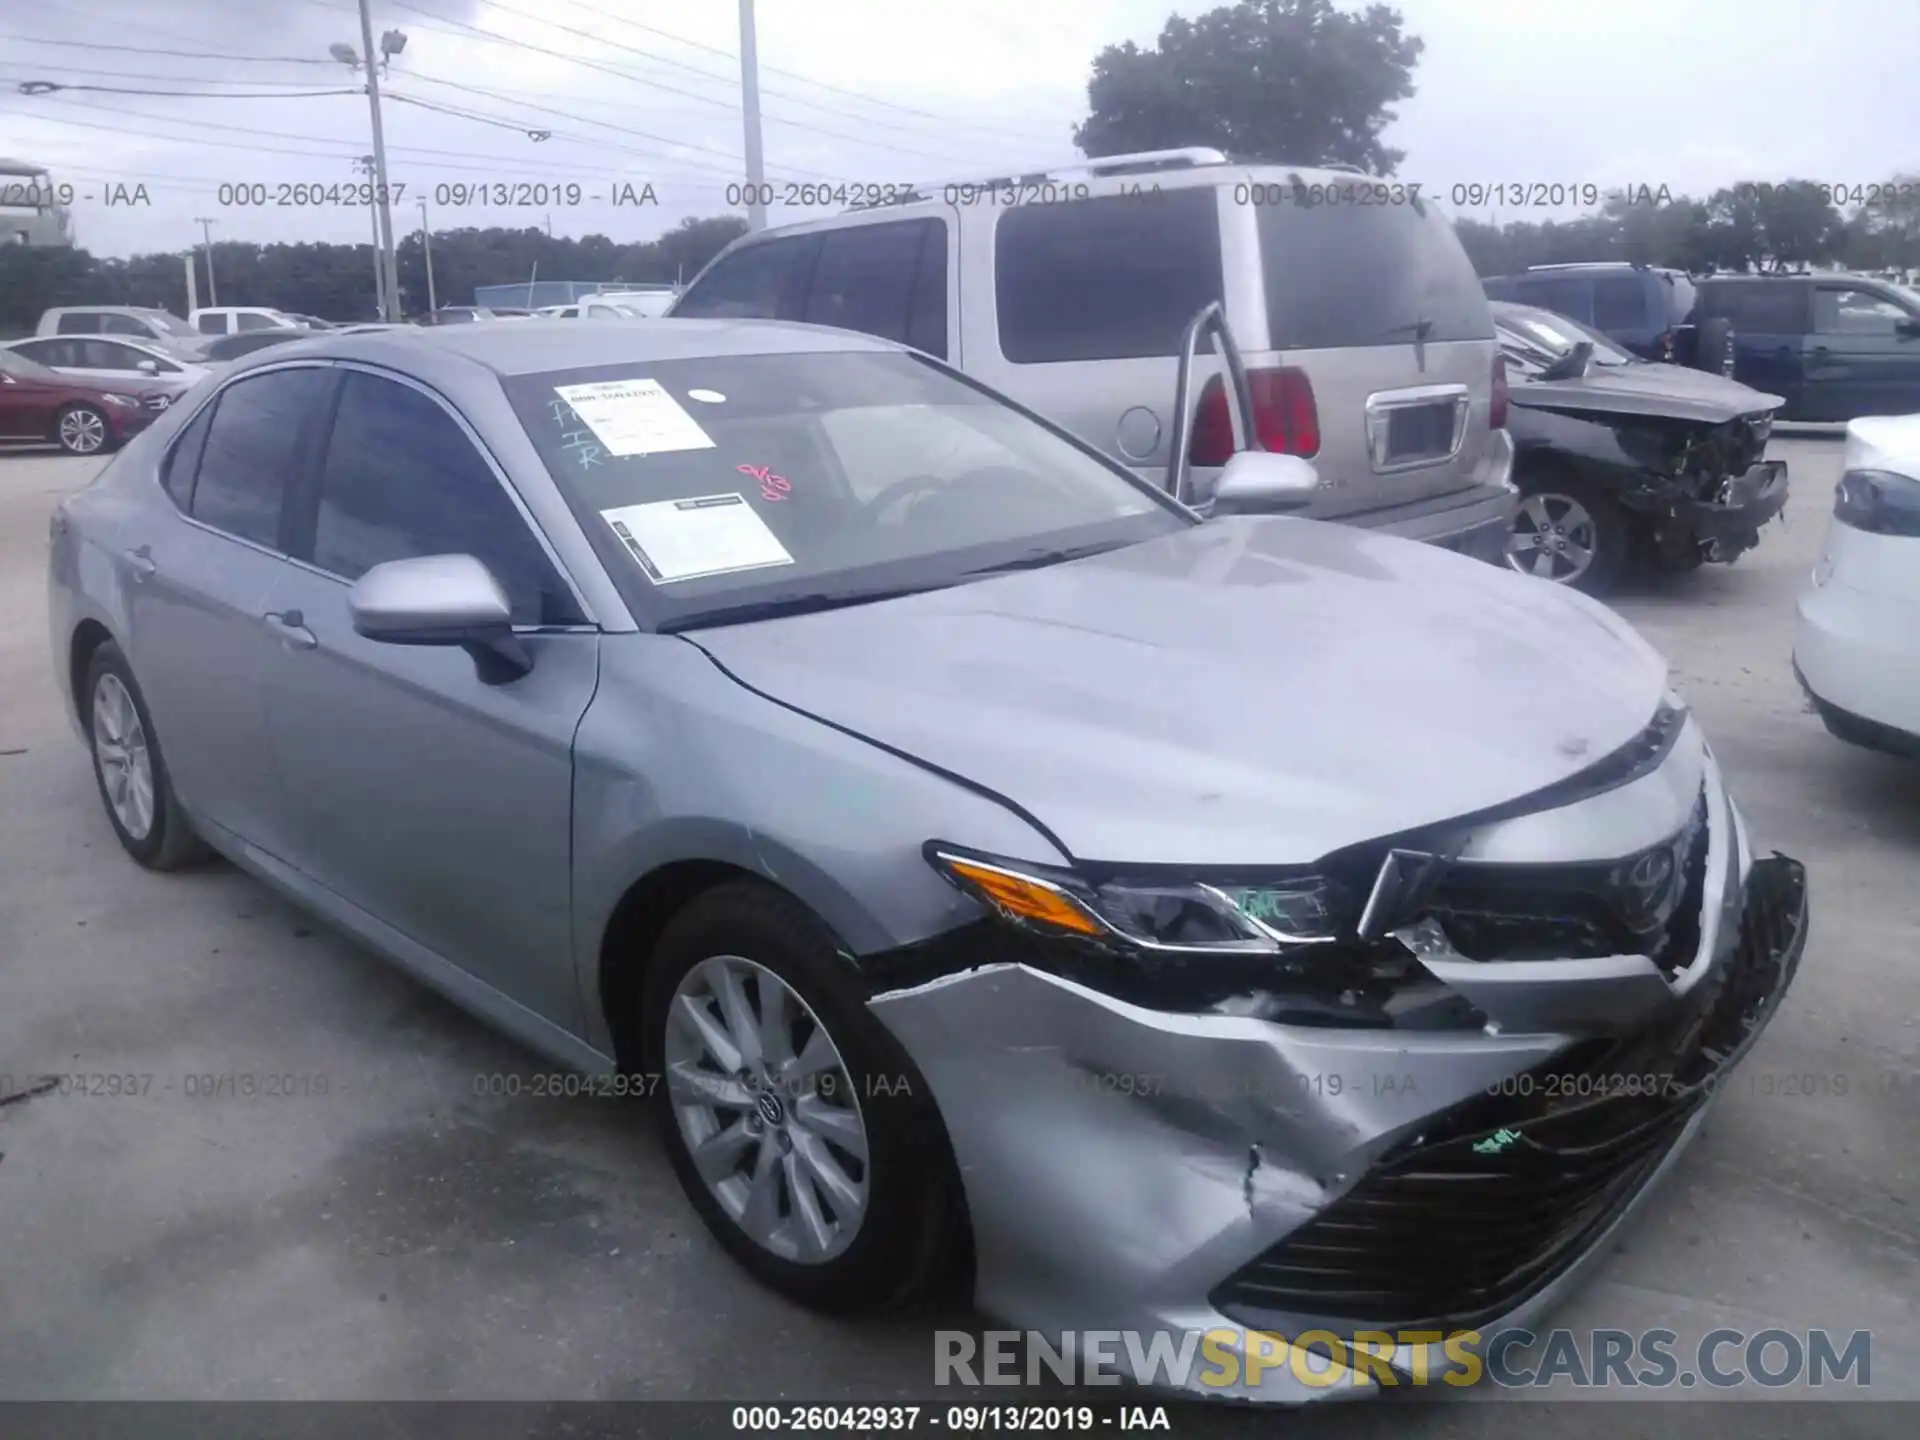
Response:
[136,359,159,375]
[1539,340,1595,382]
[348,553,532,684]
[1210,451,1321,513]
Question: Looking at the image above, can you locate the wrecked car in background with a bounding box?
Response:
[1493,301,1788,593]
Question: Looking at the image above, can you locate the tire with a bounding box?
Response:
[55,403,111,457]
[83,641,211,870]
[1693,316,1735,377]
[642,880,958,1313]
[1504,474,1635,595]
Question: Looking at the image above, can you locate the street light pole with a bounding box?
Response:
[420,199,437,313]
[194,217,218,306]
[356,157,384,319]
[738,0,767,231]
[356,0,403,320]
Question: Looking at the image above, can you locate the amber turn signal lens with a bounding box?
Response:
[939,857,1105,937]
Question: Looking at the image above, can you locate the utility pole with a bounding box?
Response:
[357,157,384,319]
[356,0,403,320]
[419,198,437,313]
[738,0,767,230]
[194,218,218,306]
[183,251,198,314]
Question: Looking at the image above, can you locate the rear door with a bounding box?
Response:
[1699,280,1810,413]
[798,213,955,361]
[1248,189,1498,519]
[1807,283,1920,419]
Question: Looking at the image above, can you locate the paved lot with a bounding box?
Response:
[0,437,1915,1430]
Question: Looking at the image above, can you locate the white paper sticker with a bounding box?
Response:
[601,494,794,584]
[686,388,727,404]
[554,378,715,457]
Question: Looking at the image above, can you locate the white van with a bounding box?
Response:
[189,307,304,337]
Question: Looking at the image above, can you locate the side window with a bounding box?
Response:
[1701,283,1807,333]
[190,367,330,547]
[14,339,69,366]
[99,314,147,336]
[82,340,141,371]
[309,372,583,627]
[673,236,819,321]
[57,313,99,334]
[1813,288,1911,336]
[161,402,217,510]
[197,313,224,334]
[236,312,276,332]
[802,220,931,347]
[996,190,1223,363]
[907,222,948,359]
[1514,278,1592,323]
[1593,277,1650,331]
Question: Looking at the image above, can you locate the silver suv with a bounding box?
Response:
[671,148,1517,557]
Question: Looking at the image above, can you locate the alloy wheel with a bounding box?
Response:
[92,672,155,840]
[60,408,107,455]
[1506,491,1599,584]
[664,954,871,1263]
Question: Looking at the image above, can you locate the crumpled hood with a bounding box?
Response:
[688,518,1671,866]
[1511,362,1783,425]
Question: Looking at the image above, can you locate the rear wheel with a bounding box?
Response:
[642,880,958,1313]
[84,642,210,870]
[1505,477,1634,595]
[55,404,110,456]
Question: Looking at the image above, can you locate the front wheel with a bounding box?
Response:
[642,880,959,1313]
[55,404,111,456]
[1505,477,1634,595]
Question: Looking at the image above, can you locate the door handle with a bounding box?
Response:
[263,609,317,650]
[124,546,156,583]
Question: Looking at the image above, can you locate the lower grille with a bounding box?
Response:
[1210,857,1806,1333]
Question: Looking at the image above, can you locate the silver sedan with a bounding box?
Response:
[46,319,1807,1402]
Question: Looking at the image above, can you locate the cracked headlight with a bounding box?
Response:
[925,845,1355,953]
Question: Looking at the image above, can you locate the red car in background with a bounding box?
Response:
[0,345,184,456]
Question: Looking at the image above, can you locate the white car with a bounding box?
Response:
[2,334,217,388]
[1794,414,1920,756]
[189,306,304,337]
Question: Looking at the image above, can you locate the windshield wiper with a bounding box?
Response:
[659,582,955,632]
[961,539,1131,576]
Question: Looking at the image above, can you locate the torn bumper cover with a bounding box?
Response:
[1673,458,1790,561]
[867,750,1807,1404]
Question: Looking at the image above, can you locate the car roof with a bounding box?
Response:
[219,317,899,381]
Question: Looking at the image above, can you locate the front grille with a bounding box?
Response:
[1425,791,1710,970]
[1210,857,1805,1334]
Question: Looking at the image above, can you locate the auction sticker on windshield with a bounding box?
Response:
[600,494,794,584]
[555,378,715,457]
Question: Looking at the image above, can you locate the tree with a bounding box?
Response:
[1074,0,1423,174]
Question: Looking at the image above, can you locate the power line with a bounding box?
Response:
[0,59,342,88]
[384,90,554,137]
[11,80,363,99]
[540,0,1068,144]
[367,0,983,165]
[0,33,342,65]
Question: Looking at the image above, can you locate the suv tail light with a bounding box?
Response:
[1834,468,1920,537]
[1490,353,1509,430]
[1188,366,1320,466]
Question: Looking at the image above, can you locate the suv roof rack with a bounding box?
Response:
[847,147,1230,210]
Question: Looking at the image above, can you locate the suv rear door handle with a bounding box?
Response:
[124,545,155,583]
[264,609,317,650]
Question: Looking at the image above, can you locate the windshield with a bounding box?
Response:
[0,347,63,381]
[500,350,1188,630]
[142,310,201,339]
[1497,307,1637,371]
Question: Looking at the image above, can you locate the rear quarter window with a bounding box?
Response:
[995,189,1224,363]
[1259,197,1492,348]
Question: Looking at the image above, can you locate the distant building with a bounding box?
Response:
[473,280,675,309]
[0,158,74,247]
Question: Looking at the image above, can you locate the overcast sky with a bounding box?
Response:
[3,0,1915,260]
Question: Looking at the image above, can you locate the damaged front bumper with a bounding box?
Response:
[868,747,1807,1404]
[1675,458,1790,562]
